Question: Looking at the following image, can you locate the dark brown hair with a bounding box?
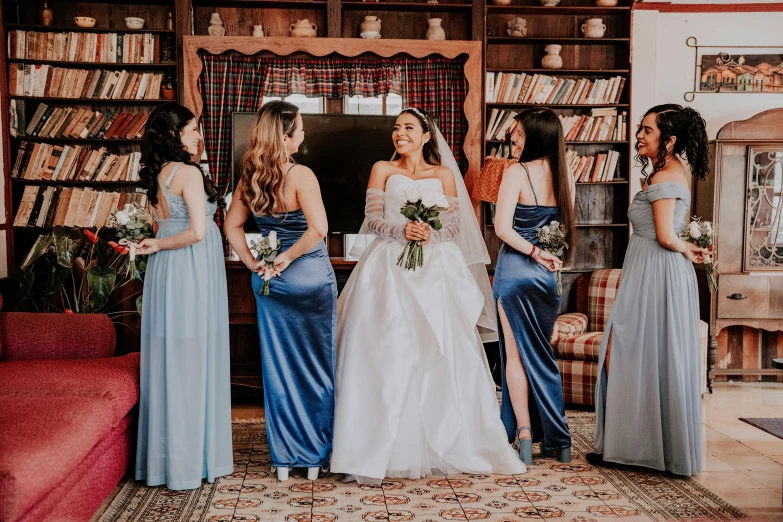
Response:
[514,107,576,262]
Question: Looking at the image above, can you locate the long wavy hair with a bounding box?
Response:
[392,108,441,166]
[635,104,710,183]
[139,102,221,207]
[514,107,576,262]
[241,101,300,215]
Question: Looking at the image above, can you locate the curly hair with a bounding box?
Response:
[139,102,221,207]
[635,104,710,183]
[393,108,441,166]
[241,101,300,216]
[513,107,576,262]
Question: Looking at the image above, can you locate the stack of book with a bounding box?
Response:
[8,30,167,64]
[9,65,163,100]
[20,105,149,140]
[559,108,626,142]
[486,72,626,105]
[13,187,147,229]
[12,141,141,182]
[565,148,622,183]
[486,110,519,141]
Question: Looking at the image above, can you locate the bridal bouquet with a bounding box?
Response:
[107,203,153,279]
[397,185,449,271]
[683,217,718,293]
[536,220,569,296]
[249,232,281,296]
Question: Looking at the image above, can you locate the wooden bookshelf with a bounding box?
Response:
[481,0,633,305]
[1,0,181,271]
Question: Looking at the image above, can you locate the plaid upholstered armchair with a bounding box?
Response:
[549,268,708,407]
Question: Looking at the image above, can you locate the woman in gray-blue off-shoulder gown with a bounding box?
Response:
[587,104,711,476]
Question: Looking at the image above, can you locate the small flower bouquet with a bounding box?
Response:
[106,203,154,279]
[249,232,281,296]
[683,217,718,293]
[536,220,569,296]
[397,185,449,271]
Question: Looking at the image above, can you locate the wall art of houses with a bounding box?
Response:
[700,53,783,92]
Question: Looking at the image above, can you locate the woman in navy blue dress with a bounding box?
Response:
[224,101,337,482]
[493,108,575,465]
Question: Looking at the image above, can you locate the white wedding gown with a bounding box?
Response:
[331,174,526,482]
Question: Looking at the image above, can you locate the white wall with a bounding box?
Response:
[630,8,783,196]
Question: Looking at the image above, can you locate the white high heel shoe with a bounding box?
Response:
[307,467,320,480]
[272,466,289,482]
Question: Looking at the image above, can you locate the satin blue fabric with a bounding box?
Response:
[493,203,571,452]
[251,209,337,467]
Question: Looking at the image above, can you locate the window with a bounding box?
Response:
[262,94,324,114]
[344,93,403,116]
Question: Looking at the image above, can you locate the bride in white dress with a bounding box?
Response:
[331,108,526,482]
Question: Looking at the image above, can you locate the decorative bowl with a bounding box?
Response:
[74,17,96,28]
[125,17,145,30]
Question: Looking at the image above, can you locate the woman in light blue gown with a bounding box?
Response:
[224,101,336,483]
[135,103,233,490]
[586,104,710,476]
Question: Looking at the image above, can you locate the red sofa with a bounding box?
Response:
[0,296,140,522]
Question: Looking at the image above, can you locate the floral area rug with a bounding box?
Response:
[98,413,746,521]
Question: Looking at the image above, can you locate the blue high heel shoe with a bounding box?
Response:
[541,446,572,463]
[513,426,533,465]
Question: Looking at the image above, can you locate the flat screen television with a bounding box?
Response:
[232,113,398,233]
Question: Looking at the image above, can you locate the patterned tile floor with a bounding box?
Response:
[95,382,783,522]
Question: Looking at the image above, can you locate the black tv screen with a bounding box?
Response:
[232,113,398,233]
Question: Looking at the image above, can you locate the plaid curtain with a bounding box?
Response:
[400,57,469,172]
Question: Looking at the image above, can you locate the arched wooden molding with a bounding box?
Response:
[182,37,483,189]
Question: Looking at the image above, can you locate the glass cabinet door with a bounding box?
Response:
[745,146,783,270]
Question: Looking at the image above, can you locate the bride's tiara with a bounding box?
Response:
[402,107,430,130]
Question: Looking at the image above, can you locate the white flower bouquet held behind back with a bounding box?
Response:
[249,232,281,296]
[397,184,449,271]
[682,217,717,293]
[536,220,569,295]
[106,203,153,279]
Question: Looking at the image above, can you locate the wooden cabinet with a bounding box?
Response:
[694,108,783,389]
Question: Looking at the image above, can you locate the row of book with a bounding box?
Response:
[486,72,627,106]
[14,186,147,229]
[9,64,163,100]
[566,149,621,183]
[22,105,150,140]
[559,109,627,142]
[487,108,626,142]
[8,30,169,64]
[13,141,141,182]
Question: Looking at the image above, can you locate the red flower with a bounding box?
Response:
[107,241,125,254]
[84,229,99,244]
[64,309,74,314]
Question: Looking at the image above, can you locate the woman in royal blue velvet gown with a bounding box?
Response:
[493,108,575,465]
[224,101,336,482]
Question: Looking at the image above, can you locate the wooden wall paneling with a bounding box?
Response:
[570,227,617,271]
[182,37,483,183]
[472,0,483,41]
[327,0,341,36]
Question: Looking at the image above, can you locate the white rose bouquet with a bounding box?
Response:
[106,203,153,279]
[536,220,569,296]
[397,185,450,271]
[682,217,717,293]
[249,231,281,296]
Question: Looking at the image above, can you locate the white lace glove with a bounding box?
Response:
[428,196,460,244]
[365,188,406,241]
